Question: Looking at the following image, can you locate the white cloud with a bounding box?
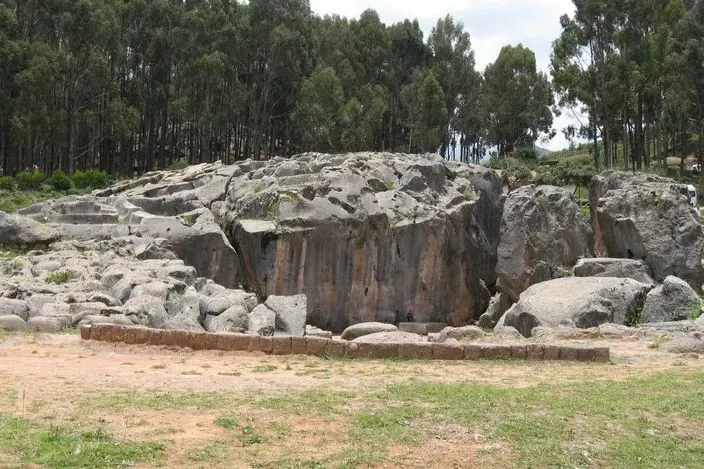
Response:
[309,0,581,150]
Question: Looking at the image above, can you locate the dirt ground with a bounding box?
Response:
[0,332,702,468]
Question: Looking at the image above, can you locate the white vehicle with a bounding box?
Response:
[687,184,697,207]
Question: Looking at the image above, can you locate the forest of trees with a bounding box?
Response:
[0,0,702,177]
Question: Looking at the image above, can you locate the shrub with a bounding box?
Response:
[0,176,14,191]
[15,171,45,190]
[45,271,77,284]
[73,169,109,189]
[48,171,73,191]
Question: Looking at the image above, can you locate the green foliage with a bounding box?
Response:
[15,171,45,190]
[168,159,189,171]
[626,306,643,327]
[45,271,76,284]
[48,171,73,192]
[72,170,108,189]
[0,176,14,191]
[214,416,238,430]
[485,44,554,156]
[689,303,703,321]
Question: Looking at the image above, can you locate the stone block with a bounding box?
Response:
[398,343,433,360]
[174,330,192,348]
[577,347,595,362]
[257,336,274,354]
[216,333,238,351]
[432,343,464,360]
[291,337,307,355]
[148,328,164,346]
[104,325,126,343]
[593,347,610,363]
[124,326,149,345]
[463,344,482,360]
[558,347,579,361]
[271,336,292,355]
[526,344,544,360]
[326,340,347,358]
[230,334,253,351]
[160,330,181,347]
[510,344,527,360]
[305,337,329,356]
[355,343,398,359]
[79,325,91,340]
[543,345,561,361]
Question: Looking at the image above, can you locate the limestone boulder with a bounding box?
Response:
[0,315,27,331]
[574,258,654,284]
[477,293,512,329]
[204,305,249,333]
[590,172,704,290]
[0,298,30,321]
[496,185,593,301]
[248,304,276,336]
[223,153,502,331]
[0,211,60,248]
[437,325,486,343]
[266,294,307,337]
[341,322,398,341]
[642,276,701,323]
[352,331,424,343]
[502,277,653,337]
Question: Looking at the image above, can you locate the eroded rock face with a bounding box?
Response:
[590,172,704,290]
[502,277,653,337]
[496,185,593,301]
[223,153,503,331]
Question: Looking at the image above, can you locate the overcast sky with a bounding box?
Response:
[309,0,581,151]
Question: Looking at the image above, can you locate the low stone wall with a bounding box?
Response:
[80,324,610,363]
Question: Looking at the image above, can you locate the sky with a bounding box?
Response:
[309,0,581,151]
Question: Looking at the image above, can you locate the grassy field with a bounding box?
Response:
[1,344,702,468]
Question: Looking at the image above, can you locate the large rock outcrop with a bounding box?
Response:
[496,185,593,301]
[642,276,701,323]
[501,277,653,337]
[573,258,654,284]
[589,172,704,290]
[222,153,503,331]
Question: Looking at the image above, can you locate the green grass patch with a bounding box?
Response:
[45,271,77,284]
[89,390,243,412]
[259,389,355,416]
[214,416,238,430]
[0,415,164,468]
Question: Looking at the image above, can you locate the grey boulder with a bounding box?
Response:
[352,331,424,343]
[0,211,60,247]
[437,325,486,343]
[0,314,27,331]
[502,277,653,337]
[574,258,654,284]
[497,185,593,301]
[642,276,701,323]
[590,172,704,290]
[266,294,307,337]
[341,322,398,341]
[248,304,276,336]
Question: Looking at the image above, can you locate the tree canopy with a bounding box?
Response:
[1,0,702,176]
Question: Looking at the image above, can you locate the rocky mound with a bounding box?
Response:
[589,172,704,290]
[496,185,593,301]
[221,153,503,330]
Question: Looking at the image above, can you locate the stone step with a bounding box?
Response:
[50,223,139,241]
